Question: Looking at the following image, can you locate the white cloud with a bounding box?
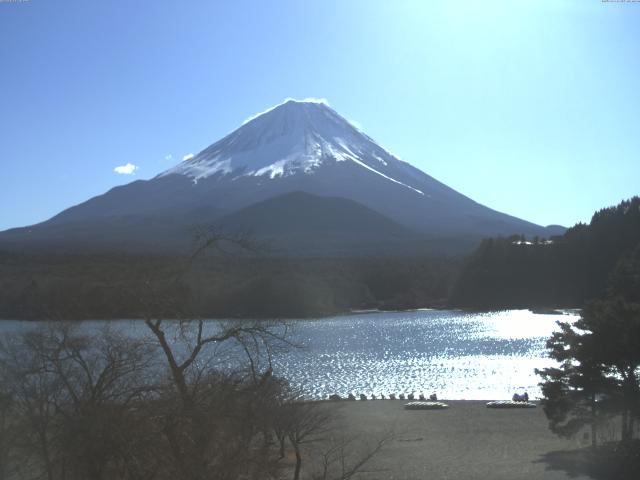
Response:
[298,97,330,106]
[113,163,139,175]
[182,153,195,161]
[164,154,173,161]
[242,97,331,125]
[379,146,403,161]
[348,118,363,131]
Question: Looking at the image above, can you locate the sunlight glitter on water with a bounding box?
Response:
[0,309,577,401]
[272,309,577,400]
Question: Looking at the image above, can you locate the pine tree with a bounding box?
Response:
[537,245,640,446]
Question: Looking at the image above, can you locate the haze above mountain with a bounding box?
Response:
[0,99,564,255]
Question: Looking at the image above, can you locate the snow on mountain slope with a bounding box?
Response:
[160,99,424,195]
[0,98,564,254]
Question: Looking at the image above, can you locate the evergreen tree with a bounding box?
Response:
[537,246,640,447]
[536,319,613,447]
[452,196,640,309]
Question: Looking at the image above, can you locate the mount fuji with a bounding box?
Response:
[0,99,563,254]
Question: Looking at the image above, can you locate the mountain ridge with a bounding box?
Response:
[216,191,425,255]
[0,99,564,254]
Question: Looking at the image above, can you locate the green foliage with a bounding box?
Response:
[451,196,640,309]
[536,316,616,444]
[537,243,640,447]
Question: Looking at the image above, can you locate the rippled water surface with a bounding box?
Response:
[272,309,576,400]
[0,309,577,400]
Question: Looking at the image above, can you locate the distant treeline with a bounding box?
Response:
[450,197,640,309]
[0,250,460,320]
[3,197,639,319]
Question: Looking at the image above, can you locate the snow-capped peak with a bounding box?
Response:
[159,99,424,195]
[241,97,331,125]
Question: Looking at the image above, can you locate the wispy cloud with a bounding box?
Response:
[348,118,363,131]
[182,153,195,161]
[242,97,331,125]
[298,97,330,105]
[164,154,173,161]
[113,163,139,175]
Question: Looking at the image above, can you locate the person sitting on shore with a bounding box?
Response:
[512,392,528,402]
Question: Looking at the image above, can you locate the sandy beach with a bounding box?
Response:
[317,400,593,480]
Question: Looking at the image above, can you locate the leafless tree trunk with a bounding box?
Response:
[0,229,392,480]
[283,401,332,480]
[312,430,394,480]
[0,392,13,480]
[0,323,159,480]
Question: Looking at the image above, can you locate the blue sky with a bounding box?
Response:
[1,0,639,231]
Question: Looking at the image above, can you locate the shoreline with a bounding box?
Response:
[0,306,581,322]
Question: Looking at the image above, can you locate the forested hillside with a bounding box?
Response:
[0,251,458,320]
[450,197,640,309]
[4,197,638,319]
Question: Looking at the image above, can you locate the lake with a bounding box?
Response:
[0,309,576,400]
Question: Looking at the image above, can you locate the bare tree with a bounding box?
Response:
[278,399,393,480]
[139,313,294,480]
[0,328,63,480]
[311,431,393,480]
[0,229,392,480]
[0,323,159,480]
[132,230,296,479]
[0,390,14,480]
